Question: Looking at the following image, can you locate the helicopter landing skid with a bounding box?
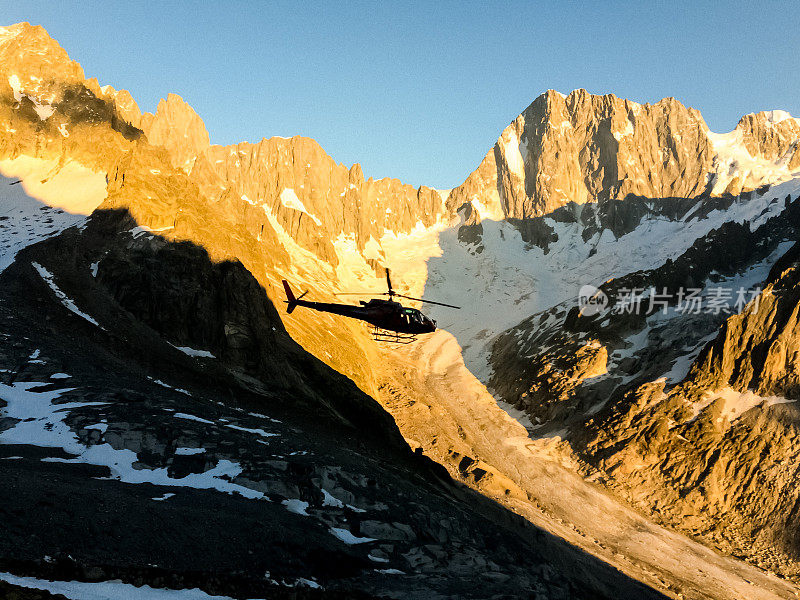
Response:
[370,326,417,344]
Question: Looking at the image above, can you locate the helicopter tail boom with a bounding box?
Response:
[282,280,297,314]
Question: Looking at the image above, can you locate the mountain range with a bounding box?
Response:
[2,21,800,600]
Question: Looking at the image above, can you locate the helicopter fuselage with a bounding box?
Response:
[289,296,437,334]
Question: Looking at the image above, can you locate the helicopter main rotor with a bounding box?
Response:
[334,268,460,309]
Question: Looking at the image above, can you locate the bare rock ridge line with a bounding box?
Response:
[4,21,796,265]
[449,89,800,238]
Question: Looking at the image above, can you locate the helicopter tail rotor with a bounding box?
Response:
[282,280,300,314]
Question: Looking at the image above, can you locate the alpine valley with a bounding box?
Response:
[1,21,800,600]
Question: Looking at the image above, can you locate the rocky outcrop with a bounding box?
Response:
[139,93,210,173]
[0,23,84,93]
[191,136,446,265]
[449,89,800,247]
[98,84,142,129]
[451,89,716,223]
[581,278,800,576]
[737,111,800,169]
[489,193,799,421]
[690,241,800,398]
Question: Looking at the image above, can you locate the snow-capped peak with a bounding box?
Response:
[761,109,796,125]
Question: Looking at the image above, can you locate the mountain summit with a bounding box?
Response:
[451,88,800,227]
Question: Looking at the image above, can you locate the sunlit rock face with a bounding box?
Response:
[736,110,800,168]
[138,93,210,173]
[577,251,800,577]
[449,89,800,231]
[190,136,445,266]
[451,90,712,220]
[690,241,800,398]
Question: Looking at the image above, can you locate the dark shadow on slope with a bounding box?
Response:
[0,205,668,600]
[504,192,743,250]
[57,83,143,141]
[6,81,143,142]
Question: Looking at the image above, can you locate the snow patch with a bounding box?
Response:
[0,156,107,215]
[175,447,206,456]
[691,387,795,423]
[321,488,344,508]
[761,110,796,125]
[613,118,635,141]
[129,224,174,239]
[375,568,405,575]
[0,158,106,272]
[7,74,22,102]
[0,571,243,599]
[8,74,55,120]
[173,345,215,359]
[32,262,101,327]
[368,553,390,563]
[0,381,264,500]
[280,188,321,226]
[225,424,278,438]
[329,527,376,545]
[282,498,310,516]
[173,413,214,425]
[501,129,526,178]
[707,127,799,194]
[150,379,190,395]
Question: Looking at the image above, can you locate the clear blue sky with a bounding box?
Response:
[4,1,799,188]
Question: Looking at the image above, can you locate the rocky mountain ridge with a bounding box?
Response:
[449,89,800,238]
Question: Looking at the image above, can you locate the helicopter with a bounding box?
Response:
[282,269,459,343]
